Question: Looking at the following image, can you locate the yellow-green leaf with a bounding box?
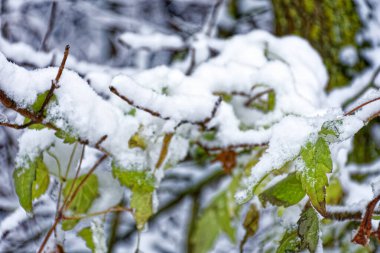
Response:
[298,137,332,214]
[112,165,155,230]
[62,174,99,230]
[259,173,305,207]
[78,227,95,252]
[13,157,50,212]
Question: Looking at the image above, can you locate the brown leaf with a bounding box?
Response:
[213,150,237,173]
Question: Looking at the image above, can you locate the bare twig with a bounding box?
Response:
[205,0,223,36]
[244,89,274,107]
[63,206,132,220]
[344,96,380,116]
[64,154,108,211]
[40,1,57,51]
[109,86,222,126]
[38,45,70,117]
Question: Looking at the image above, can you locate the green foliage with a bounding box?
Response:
[78,227,95,252]
[13,156,50,212]
[298,137,332,214]
[277,229,301,253]
[62,174,99,230]
[191,175,240,253]
[55,129,77,144]
[259,173,306,207]
[298,207,320,253]
[32,158,50,200]
[325,177,343,205]
[112,165,155,229]
[128,133,147,150]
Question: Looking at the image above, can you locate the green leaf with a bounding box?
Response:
[32,158,50,200]
[259,173,306,207]
[112,165,155,229]
[276,229,301,253]
[298,137,332,214]
[13,164,36,212]
[55,129,77,144]
[191,209,220,253]
[191,175,241,253]
[202,131,216,141]
[23,118,45,130]
[13,157,50,212]
[62,174,99,230]
[78,227,95,252]
[128,133,147,150]
[325,177,343,205]
[297,207,320,253]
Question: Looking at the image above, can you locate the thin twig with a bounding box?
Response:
[109,86,222,126]
[64,154,108,211]
[344,96,380,116]
[244,89,274,107]
[205,0,223,36]
[63,206,132,220]
[40,1,57,51]
[38,45,70,117]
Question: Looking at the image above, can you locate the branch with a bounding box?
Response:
[344,96,380,117]
[352,194,380,245]
[109,86,222,126]
[38,44,70,117]
[62,206,132,220]
[40,1,57,51]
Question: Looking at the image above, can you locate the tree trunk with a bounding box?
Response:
[272,0,365,91]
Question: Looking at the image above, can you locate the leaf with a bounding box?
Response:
[112,165,155,229]
[297,207,320,253]
[259,173,306,207]
[78,227,95,252]
[32,158,50,200]
[298,137,332,214]
[191,175,241,253]
[276,229,301,253]
[319,120,342,143]
[191,209,220,253]
[62,174,99,230]
[128,133,147,150]
[13,157,50,212]
[325,177,343,205]
[55,129,77,144]
[240,204,260,251]
[23,118,45,130]
[13,164,36,212]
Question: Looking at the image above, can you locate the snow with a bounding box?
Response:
[119,32,185,51]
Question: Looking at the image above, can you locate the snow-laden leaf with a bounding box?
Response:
[13,156,49,212]
[319,120,342,143]
[191,175,240,253]
[276,229,301,253]
[78,227,95,252]
[112,165,155,229]
[62,174,99,230]
[298,137,332,214]
[298,207,320,253]
[259,173,305,207]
